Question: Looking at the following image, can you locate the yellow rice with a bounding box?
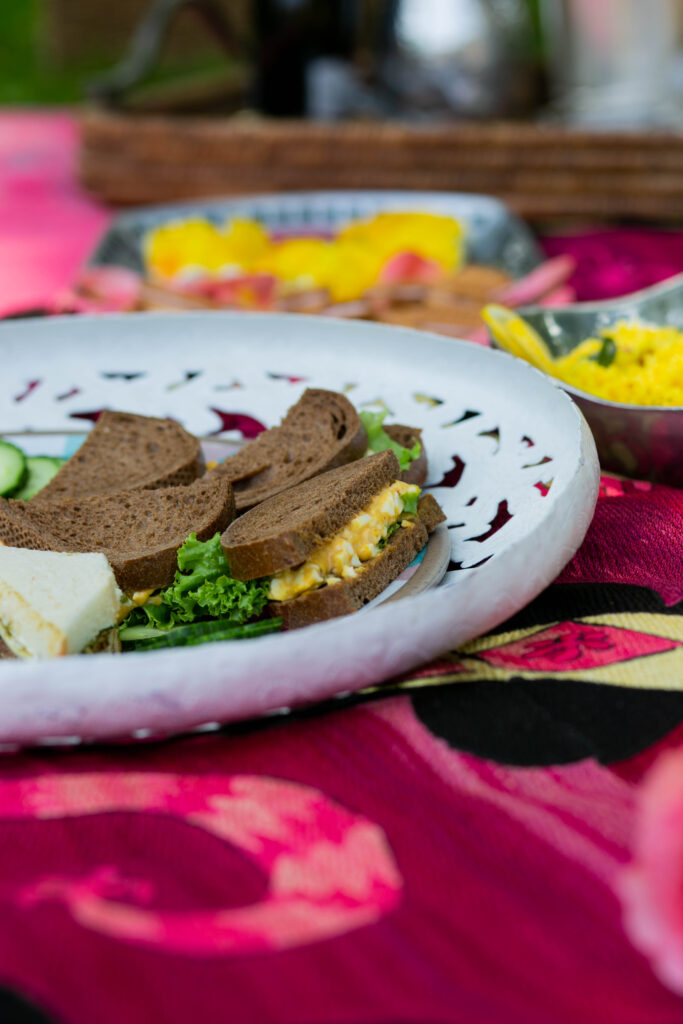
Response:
[554,320,683,406]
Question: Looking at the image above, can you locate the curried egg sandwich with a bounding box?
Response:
[0,547,122,658]
[221,450,445,629]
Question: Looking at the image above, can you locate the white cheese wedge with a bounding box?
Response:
[0,548,121,658]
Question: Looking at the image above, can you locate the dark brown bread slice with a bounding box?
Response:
[222,449,400,580]
[0,476,234,592]
[34,410,204,502]
[214,389,367,511]
[384,424,428,486]
[0,637,16,659]
[274,495,446,630]
[413,493,446,532]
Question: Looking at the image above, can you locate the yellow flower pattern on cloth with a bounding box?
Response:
[555,321,683,407]
[144,212,465,303]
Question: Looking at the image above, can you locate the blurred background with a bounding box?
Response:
[1,1,682,235]
[0,1,682,395]
[2,0,682,124]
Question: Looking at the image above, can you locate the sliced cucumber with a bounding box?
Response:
[122,616,282,651]
[0,441,27,497]
[10,456,65,501]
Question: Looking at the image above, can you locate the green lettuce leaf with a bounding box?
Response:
[127,533,269,631]
[126,601,173,629]
[378,520,401,550]
[360,410,421,471]
[401,490,420,516]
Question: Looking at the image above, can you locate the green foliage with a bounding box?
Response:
[0,0,98,103]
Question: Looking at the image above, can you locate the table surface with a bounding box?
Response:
[1,111,683,1024]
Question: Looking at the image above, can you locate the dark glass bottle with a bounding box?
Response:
[252,0,358,116]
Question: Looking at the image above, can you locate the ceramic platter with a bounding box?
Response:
[90,189,542,277]
[0,312,599,746]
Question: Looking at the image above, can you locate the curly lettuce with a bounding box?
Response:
[125,533,269,632]
[360,410,421,471]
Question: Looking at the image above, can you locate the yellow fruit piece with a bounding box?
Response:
[144,219,230,278]
[221,219,269,269]
[482,305,557,375]
[254,238,336,289]
[327,240,385,301]
[338,212,464,272]
[144,211,466,299]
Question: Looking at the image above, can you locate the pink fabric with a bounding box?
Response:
[2,708,683,1024]
[621,748,683,995]
[556,481,683,606]
[541,231,683,301]
[0,112,109,316]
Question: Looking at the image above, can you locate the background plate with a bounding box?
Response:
[0,312,598,745]
[89,189,542,278]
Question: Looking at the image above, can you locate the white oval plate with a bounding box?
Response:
[0,312,599,745]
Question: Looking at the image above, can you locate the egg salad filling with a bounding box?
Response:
[268,481,420,603]
[116,588,160,623]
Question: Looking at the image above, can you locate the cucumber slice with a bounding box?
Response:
[0,441,27,497]
[10,456,65,501]
[122,616,282,650]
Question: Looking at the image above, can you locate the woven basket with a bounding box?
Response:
[80,111,683,223]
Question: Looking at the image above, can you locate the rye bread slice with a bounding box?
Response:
[274,495,446,629]
[215,389,367,511]
[0,476,234,592]
[34,410,204,502]
[0,637,15,659]
[222,449,400,580]
[384,424,428,486]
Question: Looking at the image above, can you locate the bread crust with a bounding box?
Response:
[222,450,400,580]
[214,389,367,511]
[0,476,235,592]
[383,424,428,486]
[34,411,204,502]
[413,492,446,532]
[274,495,445,629]
[0,637,16,659]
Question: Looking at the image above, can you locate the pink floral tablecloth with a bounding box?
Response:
[1,111,683,1024]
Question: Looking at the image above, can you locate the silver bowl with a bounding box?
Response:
[515,274,683,487]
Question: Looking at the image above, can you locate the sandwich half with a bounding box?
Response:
[0,475,235,593]
[0,547,121,657]
[33,410,204,502]
[221,450,445,629]
[214,388,367,511]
